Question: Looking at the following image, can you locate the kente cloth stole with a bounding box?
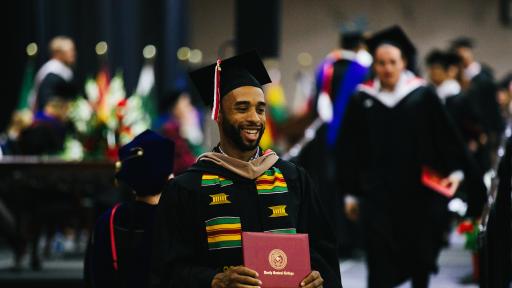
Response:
[201,167,296,251]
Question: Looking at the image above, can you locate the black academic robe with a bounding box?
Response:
[18,119,66,155]
[85,201,158,288]
[337,84,486,287]
[151,158,342,288]
[444,93,483,145]
[465,70,505,171]
[479,135,512,288]
[295,125,343,255]
[36,73,68,111]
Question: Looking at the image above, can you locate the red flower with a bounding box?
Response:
[457,220,474,234]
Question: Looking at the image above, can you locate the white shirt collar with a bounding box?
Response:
[357,71,426,108]
[36,59,73,84]
[436,79,461,103]
[464,62,481,81]
[324,49,372,68]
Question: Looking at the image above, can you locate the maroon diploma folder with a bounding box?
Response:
[242,232,311,288]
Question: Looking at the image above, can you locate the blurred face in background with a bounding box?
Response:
[59,41,76,67]
[497,88,511,111]
[171,92,192,120]
[455,47,473,68]
[51,38,76,67]
[374,44,405,90]
[44,98,70,122]
[447,64,461,81]
[428,63,447,86]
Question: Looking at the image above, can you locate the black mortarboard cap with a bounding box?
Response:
[115,129,175,196]
[189,50,271,120]
[366,25,417,71]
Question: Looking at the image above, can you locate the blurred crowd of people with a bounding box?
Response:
[1,25,511,287]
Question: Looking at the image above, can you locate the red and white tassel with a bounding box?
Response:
[212,59,222,121]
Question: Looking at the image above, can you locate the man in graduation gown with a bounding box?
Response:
[151,51,342,288]
[451,37,504,172]
[337,26,486,288]
[84,130,175,288]
[33,36,77,113]
[425,50,487,165]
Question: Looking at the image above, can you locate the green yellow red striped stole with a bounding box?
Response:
[255,167,288,194]
[201,166,296,251]
[205,216,242,250]
[202,174,234,187]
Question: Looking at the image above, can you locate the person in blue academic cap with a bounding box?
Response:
[84,129,175,288]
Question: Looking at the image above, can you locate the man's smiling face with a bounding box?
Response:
[218,86,266,152]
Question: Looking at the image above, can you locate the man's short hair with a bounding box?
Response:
[426,49,462,70]
[340,31,365,50]
[49,36,74,56]
[450,37,475,50]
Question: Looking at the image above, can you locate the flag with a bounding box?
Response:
[260,83,288,150]
[96,64,111,123]
[17,57,35,111]
[135,62,157,128]
[118,62,156,145]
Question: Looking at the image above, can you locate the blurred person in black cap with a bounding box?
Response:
[337,26,486,288]
[33,36,77,113]
[450,37,504,172]
[84,129,175,288]
[151,50,342,288]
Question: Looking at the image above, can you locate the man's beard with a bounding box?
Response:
[221,118,265,152]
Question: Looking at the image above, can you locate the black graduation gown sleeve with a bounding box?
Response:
[479,75,505,136]
[336,95,364,198]
[37,73,67,111]
[296,165,343,288]
[150,179,217,288]
[84,209,116,288]
[423,88,487,217]
[490,136,512,286]
[422,87,467,172]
